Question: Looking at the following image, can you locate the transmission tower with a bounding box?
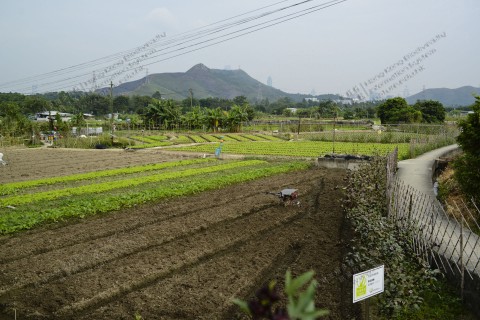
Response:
[257,83,263,102]
[91,71,97,92]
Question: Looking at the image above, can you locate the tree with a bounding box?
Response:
[317,100,337,118]
[233,95,248,106]
[78,93,110,115]
[152,91,162,100]
[180,97,199,112]
[160,99,181,129]
[244,104,255,121]
[343,109,355,120]
[113,95,131,114]
[283,108,293,117]
[130,95,154,114]
[56,91,76,112]
[206,107,225,132]
[269,97,293,115]
[413,100,445,123]
[182,106,206,130]
[0,102,31,137]
[454,96,480,203]
[71,112,86,127]
[199,97,232,110]
[227,105,250,132]
[23,96,50,114]
[377,97,422,124]
[295,108,311,118]
[144,99,181,129]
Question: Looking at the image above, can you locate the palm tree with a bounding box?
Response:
[206,107,225,132]
[144,99,181,130]
[227,105,249,132]
[182,106,206,130]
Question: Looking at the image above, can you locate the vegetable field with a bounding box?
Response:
[167,140,411,159]
[0,157,309,234]
[123,132,285,149]
[0,147,357,319]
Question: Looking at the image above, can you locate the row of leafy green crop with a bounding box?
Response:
[7,160,266,215]
[188,135,209,143]
[0,160,310,234]
[128,135,173,149]
[240,134,267,141]
[167,141,411,159]
[128,133,279,148]
[255,133,284,141]
[172,135,193,144]
[302,131,428,144]
[0,160,267,207]
[0,159,214,196]
[224,134,251,142]
[130,135,169,143]
[4,159,224,197]
[200,135,220,142]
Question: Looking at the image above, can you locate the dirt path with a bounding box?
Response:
[0,148,357,319]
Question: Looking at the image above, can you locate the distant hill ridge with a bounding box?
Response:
[108,63,336,102]
[406,86,480,107]
[106,63,478,106]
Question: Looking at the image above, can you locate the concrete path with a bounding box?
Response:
[397,144,459,198]
[396,144,480,276]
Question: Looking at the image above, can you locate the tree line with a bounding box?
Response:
[0,89,456,140]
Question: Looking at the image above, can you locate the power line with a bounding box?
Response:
[2,0,348,93]
[0,0,296,91]
[46,0,347,93]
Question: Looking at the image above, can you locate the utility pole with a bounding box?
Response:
[189,88,193,109]
[332,107,337,154]
[109,81,114,134]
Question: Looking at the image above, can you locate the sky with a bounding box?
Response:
[0,0,479,99]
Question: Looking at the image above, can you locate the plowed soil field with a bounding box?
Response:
[0,148,357,319]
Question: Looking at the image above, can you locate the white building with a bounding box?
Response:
[35,111,72,122]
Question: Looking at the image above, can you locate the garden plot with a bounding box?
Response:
[0,152,356,319]
[0,147,192,183]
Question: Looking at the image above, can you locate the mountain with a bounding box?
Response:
[106,63,479,106]
[406,86,480,107]
[106,63,338,102]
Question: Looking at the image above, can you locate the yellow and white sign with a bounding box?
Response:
[353,265,384,303]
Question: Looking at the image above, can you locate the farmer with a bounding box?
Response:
[215,138,224,158]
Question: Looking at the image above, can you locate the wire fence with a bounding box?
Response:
[385,149,480,288]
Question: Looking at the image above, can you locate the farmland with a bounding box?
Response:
[167,140,412,159]
[0,147,356,319]
[0,157,309,234]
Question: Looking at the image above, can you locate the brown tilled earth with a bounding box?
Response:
[0,147,358,319]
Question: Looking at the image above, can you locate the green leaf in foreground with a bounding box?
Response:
[234,270,329,319]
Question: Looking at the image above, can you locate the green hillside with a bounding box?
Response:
[109,63,337,102]
[406,86,480,107]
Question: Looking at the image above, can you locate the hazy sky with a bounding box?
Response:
[0,0,478,98]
